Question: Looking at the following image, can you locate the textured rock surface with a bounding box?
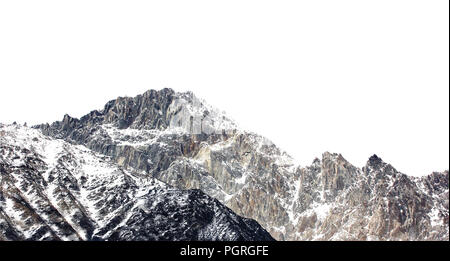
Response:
[0,124,274,241]
[34,88,449,241]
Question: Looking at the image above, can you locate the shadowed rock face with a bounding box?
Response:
[0,125,274,241]
[33,88,449,241]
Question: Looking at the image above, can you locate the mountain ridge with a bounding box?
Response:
[2,88,448,240]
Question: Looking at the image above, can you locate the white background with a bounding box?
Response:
[0,1,448,176]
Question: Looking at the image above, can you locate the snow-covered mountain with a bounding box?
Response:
[1,88,447,241]
[0,124,274,241]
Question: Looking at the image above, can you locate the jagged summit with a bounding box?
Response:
[368,154,383,166]
[36,88,237,136]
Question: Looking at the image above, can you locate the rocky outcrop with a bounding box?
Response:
[33,88,449,241]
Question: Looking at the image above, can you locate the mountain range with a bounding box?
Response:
[1,88,448,240]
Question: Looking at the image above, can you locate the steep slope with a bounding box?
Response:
[0,124,274,241]
[35,88,449,240]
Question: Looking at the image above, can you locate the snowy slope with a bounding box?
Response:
[0,124,274,241]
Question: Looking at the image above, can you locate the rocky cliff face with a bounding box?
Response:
[0,124,274,241]
[31,88,449,241]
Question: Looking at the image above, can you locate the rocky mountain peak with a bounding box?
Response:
[321,152,352,167]
[36,88,237,138]
[311,157,321,166]
[368,154,383,167]
[62,114,79,129]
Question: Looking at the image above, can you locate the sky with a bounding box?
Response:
[0,1,448,176]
